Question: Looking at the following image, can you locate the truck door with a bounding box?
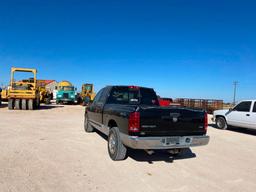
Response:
[88,88,105,126]
[247,101,256,129]
[226,101,252,128]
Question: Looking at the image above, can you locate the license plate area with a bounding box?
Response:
[161,137,180,146]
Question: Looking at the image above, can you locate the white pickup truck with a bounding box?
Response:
[213,100,256,130]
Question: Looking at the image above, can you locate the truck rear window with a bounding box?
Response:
[107,87,159,106]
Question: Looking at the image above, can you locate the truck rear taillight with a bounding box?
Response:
[204,112,208,132]
[128,112,140,133]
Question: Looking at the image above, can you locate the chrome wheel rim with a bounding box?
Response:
[217,119,224,128]
[109,134,116,155]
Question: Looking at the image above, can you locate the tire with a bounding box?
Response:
[21,99,27,110]
[15,99,21,110]
[28,99,34,110]
[36,97,40,109]
[45,97,51,104]
[8,99,14,110]
[216,117,228,130]
[108,127,127,161]
[84,113,94,132]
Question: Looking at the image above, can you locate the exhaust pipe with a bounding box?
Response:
[145,149,155,155]
[168,149,181,155]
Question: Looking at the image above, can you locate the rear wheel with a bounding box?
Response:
[8,99,14,110]
[216,117,228,130]
[84,114,94,132]
[28,99,34,110]
[108,127,127,161]
[15,99,21,110]
[36,97,40,109]
[45,97,51,104]
[21,99,27,110]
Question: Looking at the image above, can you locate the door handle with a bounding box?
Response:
[246,114,250,116]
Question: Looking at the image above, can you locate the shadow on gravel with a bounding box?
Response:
[95,130,196,164]
[39,105,64,110]
[208,123,219,129]
[0,103,7,108]
[209,123,256,136]
[128,148,196,164]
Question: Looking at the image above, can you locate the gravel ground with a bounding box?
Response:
[0,103,255,192]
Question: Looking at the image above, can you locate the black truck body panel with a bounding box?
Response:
[86,86,207,138]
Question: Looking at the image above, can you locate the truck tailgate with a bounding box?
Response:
[139,106,206,136]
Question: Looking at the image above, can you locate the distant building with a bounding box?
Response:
[45,80,58,93]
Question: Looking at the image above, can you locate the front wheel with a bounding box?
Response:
[216,117,228,130]
[108,127,127,161]
[8,99,14,110]
[15,99,21,110]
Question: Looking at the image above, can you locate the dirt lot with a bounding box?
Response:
[0,103,255,192]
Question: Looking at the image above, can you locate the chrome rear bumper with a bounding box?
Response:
[120,134,210,150]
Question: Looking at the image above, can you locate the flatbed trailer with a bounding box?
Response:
[174,98,223,114]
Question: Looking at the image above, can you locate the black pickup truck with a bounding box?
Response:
[84,86,209,161]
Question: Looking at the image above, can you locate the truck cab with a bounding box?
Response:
[213,100,256,130]
[56,81,77,104]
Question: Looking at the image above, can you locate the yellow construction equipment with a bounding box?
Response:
[8,67,40,110]
[1,89,9,102]
[37,80,52,104]
[58,81,73,88]
[80,83,96,105]
[0,88,2,106]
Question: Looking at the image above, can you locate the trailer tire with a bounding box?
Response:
[8,99,14,110]
[21,99,27,110]
[84,114,94,132]
[28,99,34,110]
[108,127,127,161]
[15,99,21,110]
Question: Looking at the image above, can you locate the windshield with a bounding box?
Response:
[84,85,92,91]
[59,86,74,91]
[107,87,159,106]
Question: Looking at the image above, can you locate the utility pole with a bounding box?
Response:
[233,81,238,105]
